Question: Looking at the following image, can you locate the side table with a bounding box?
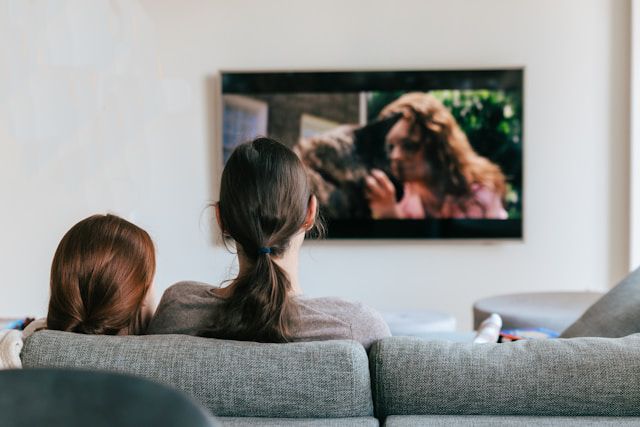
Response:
[473,291,603,333]
[381,310,476,341]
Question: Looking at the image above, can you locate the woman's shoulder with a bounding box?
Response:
[147,281,220,336]
[156,280,224,308]
[22,318,47,338]
[296,296,391,349]
[162,281,217,299]
[154,281,224,313]
[446,182,507,219]
[301,296,380,317]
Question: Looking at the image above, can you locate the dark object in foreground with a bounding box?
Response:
[0,368,215,427]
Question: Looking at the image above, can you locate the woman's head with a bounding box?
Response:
[205,137,319,342]
[47,214,156,335]
[380,92,506,207]
[218,137,317,259]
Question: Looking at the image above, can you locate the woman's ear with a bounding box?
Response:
[304,195,317,231]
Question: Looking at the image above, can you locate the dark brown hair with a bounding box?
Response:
[381,92,506,215]
[202,137,320,342]
[47,214,156,335]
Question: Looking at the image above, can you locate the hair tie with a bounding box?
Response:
[258,247,272,255]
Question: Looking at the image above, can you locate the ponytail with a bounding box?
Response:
[201,249,296,342]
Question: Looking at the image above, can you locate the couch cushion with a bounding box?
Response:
[384,415,640,426]
[370,335,640,418]
[217,417,378,426]
[561,266,640,337]
[22,331,373,418]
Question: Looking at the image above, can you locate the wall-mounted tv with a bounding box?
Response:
[221,68,523,239]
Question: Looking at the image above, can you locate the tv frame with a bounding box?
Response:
[218,67,524,241]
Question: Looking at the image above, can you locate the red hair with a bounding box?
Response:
[47,214,156,335]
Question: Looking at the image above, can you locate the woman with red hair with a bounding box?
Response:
[1,214,156,369]
[47,214,156,335]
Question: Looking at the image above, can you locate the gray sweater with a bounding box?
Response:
[148,281,391,350]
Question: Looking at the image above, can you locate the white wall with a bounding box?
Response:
[0,0,630,330]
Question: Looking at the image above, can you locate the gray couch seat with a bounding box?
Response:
[217,417,378,426]
[384,415,640,426]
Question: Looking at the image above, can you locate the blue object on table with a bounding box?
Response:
[1,319,25,330]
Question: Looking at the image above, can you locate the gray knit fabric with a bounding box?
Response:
[370,335,640,418]
[383,416,640,426]
[22,331,374,418]
[148,281,391,350]
[561,267,640,337]
[217,417,378,426]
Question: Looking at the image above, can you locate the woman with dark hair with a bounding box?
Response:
[366,92,508,219]
[0,214,156,369]
[148,137,390,348]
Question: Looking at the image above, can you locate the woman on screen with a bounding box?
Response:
[365,92,508,220]
[148,137,390,349]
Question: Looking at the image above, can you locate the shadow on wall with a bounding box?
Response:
[204,75,224,248]
[606,0,631,286]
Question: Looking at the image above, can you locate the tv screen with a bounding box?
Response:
[221,69,523,239]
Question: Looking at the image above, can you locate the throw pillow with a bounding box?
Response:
[561,266,640,337]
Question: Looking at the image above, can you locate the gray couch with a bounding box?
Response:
[22,332,376,426]
[21,331,640,426]
[371,335,640,426]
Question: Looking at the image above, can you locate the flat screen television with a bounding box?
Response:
[220,68,523,239]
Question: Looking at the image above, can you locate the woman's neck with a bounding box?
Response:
[408,182,441,215]
[235,232,304,296]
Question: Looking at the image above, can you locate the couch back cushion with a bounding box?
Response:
[561,266,640,337]
[22,331,373,418]
[370,335,640,418]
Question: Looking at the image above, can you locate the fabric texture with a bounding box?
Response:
[147,281,391,350]
[22,330,374,419]
[0,330,22,369]
[561,267,640,337]
[369,335,640,418]
[383,415,640,426]
[216,417,378,426]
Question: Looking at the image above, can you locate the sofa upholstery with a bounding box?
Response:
[369,335,640,424]
[561,266,640,338]
[20,330,640,426]
[22,331,377,426]
[216,418,377,426]
[383,416,640,426]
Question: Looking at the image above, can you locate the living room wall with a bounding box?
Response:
[0,0,630,329]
